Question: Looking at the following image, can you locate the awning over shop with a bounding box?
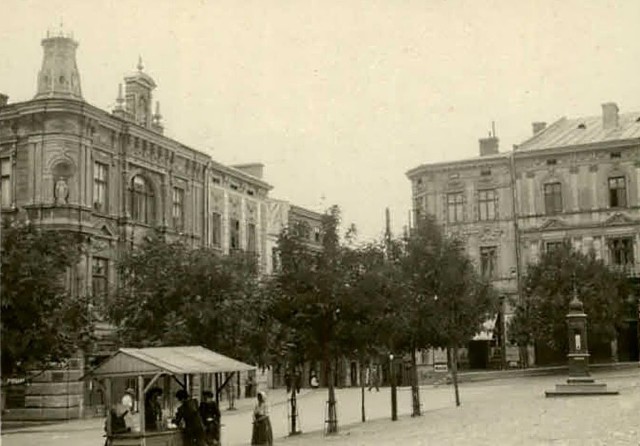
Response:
[472,317,497,341]
[82,346,255,379]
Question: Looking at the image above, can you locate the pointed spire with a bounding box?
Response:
[115,83,124,110]
[154,101,161,119]
[137,55,144,72]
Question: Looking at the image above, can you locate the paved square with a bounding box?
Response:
[2,369,639,445]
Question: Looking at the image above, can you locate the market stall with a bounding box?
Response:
[81,345,255,446]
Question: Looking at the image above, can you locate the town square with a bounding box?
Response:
[1,1,639,445]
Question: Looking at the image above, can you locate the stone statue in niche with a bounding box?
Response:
[54,177,69,204]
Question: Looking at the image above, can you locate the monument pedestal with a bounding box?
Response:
[545,376,619,397]
[544,295,618,397]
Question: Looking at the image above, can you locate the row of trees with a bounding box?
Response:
[2,209,634,429]
[104,207,497,429]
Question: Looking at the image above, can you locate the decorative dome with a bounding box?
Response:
[569,294,584,312]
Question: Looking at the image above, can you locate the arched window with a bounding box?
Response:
[131,175,154,224]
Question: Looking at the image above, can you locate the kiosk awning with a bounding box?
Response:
[82,346,256,379]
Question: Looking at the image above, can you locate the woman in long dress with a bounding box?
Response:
[251,392,273,445]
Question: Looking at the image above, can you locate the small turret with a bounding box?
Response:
[123,56,157,128]
[34,26,83,100]
[151,101,164,134]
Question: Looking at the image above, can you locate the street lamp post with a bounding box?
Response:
[389,353,397,421]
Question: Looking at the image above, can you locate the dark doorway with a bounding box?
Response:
[618,321,640,362]
[350,362,358,387]
[468,340,489,369]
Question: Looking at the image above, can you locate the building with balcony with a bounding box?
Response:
[407,103,640,368]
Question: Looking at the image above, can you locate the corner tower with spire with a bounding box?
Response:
[113,57,163,134]
[34,27,83,100]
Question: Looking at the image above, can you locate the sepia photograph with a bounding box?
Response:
[1,1,639,445]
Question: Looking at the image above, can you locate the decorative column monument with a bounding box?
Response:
[545,291,619,397]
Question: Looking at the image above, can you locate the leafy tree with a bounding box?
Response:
[401,216,497,407]
[509,242,631,357]
[1,218,93,377]
[108,232,268,366]
[271,205,356,434]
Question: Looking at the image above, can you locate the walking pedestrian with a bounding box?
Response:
[251,392,273,446]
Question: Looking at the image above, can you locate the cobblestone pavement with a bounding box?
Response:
[2,369,639,446]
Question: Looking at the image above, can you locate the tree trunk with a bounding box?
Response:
[359,357,366,422]
[326,357,338,434]
[289,383,300,435]
[450,345,460,407]
[410,348,421,416]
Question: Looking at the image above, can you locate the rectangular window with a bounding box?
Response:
[230,218,240,250]
[211,212,222,247]
[447,192,464,223]
[271,247,280,273]
[478,189,496,221]
[92,257,109,302]
[246,222,256,253]
[93,162,108,212]
[172,187,184,230]
[414,197,422,220]
[544,182,563,215]
[545,241,563,253]
[608,177,627,208]
[313,227,321,243]
[608,238,634,266]
[480,246,497,279]
[1,158,11,208]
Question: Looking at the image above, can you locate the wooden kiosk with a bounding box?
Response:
[82,346,255,446]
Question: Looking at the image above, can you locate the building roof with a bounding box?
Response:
[82,346,255,379]
[406,151,510,178]
[516,112,640,152]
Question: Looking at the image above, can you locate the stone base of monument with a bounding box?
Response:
[545,377,619,397]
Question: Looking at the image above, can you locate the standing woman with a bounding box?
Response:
[251,392,273,445]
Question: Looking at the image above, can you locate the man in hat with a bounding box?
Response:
[174,389,206,446]
[199,390,221,445]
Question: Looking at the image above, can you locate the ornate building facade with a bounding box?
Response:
[407,104,640,368]
[0,32,312,420]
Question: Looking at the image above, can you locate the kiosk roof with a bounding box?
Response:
[83,346,255,379]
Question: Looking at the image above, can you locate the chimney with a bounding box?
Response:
[602,102,619,130]
[479,136,499,156]
[532,122,547,135]
[0,94,8,107]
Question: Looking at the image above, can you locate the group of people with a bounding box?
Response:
[173,389,221,446]
[107,386,272,446]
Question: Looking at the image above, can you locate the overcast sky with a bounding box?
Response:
[2,0,639,241]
